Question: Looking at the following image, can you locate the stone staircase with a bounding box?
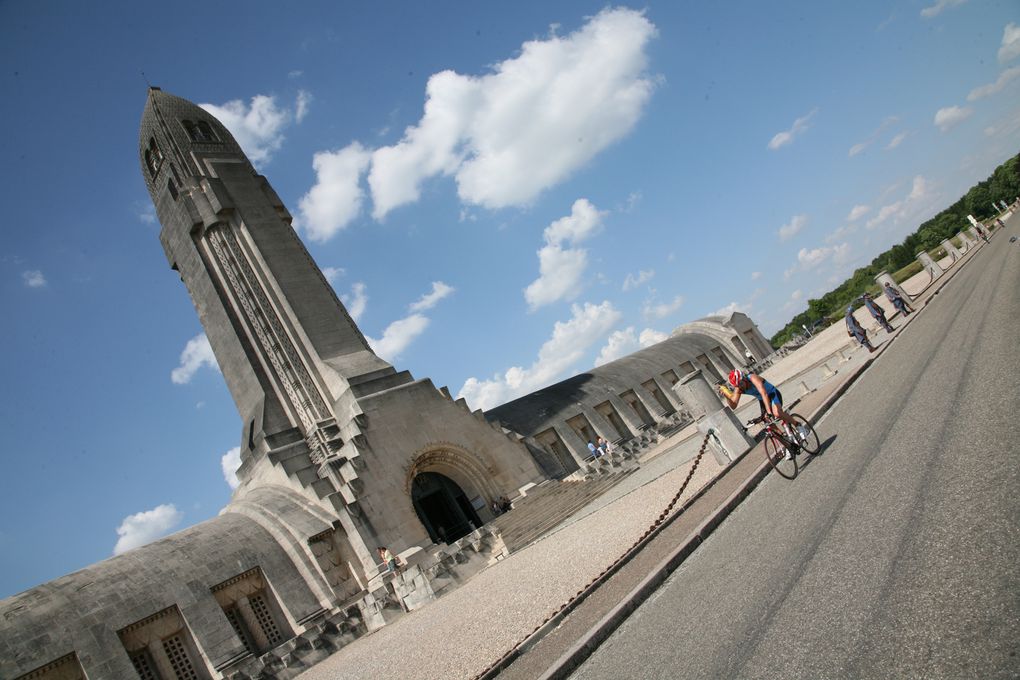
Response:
[488,472,636,554]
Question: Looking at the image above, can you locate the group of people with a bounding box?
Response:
[586,436,614,459]
[845,283,911,352]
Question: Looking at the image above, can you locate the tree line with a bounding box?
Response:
[770,152,1020,348]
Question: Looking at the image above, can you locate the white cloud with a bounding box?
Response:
[367,314,430,362]
[524,199,605,310]
[322,266,346,284]
[642,295,685,320]
[783,267,796,281]
[826,223,859,243]
[866,176,936,230]
[295,90,312,122]
[595,327,640,366]
[797,246,833,269]
[622,269,655,291]
[832,242,852,264]
[113,504,183,555]
[751,271,762,281]
[221,447,241,490]
[297,142,372,242]
[638,328,668,346]
[778,214,808,241]
[712,301,750,317]
[1000,23,1020,63]
[885,132,907,149]
[781,289,804,313]
[22,270,46,288]
[367,8,657,218]
[200,92,308,164]
[967,66,1020,101]
[171,333,219,384]
[459,301,621,410]
[767,108,818,150]
[920,0,966,18]
[934,105,973,132]
[138,204,156,224]
[341,282,368,322]
[847,205,870,222]
[848,116,899,156]
[409,281,455,312]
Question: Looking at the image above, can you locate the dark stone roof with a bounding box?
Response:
[485,332,726,435]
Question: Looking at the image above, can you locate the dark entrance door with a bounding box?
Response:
[411,472,482,544]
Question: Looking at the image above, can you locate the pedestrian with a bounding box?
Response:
[883,282,912,316]
[378,546,401,573]
[603,438,615,456]
[587,440,598,459]
[596,436,607,456]
[845,305,875,352]
[860,293,894,332]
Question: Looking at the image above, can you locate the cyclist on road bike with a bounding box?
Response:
[720,369,807,456]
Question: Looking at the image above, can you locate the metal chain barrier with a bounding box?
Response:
[474,431,714,680]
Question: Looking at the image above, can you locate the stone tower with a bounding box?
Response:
[139,87,546,598]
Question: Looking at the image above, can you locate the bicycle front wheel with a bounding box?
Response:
[764,433,797,479]
[790,414,820,455]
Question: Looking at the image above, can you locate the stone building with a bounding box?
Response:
[0,89,772,680]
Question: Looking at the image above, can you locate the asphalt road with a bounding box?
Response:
[572,226,1020,679]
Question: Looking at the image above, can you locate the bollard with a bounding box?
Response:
[675,370,753,465]
[941,238,962,262]
[875,270,912,302]
[916,250,945,279]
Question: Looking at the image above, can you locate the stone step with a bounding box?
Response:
[489,472,635,553]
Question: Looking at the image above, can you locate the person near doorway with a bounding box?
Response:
[587,440,598,458]
[378,546,401,574]
[596,437,608,456]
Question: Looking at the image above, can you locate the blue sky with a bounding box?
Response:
[1,1,1018,598]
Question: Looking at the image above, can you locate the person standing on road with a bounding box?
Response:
[846,305,876,352]
[861,293,894,333]
[883,282,913,317]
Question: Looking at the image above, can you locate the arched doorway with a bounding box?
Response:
[411,471,482,544]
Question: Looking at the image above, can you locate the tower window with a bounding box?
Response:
[145,137,163,178]
[182,119,219,143]
[167,177,179,200]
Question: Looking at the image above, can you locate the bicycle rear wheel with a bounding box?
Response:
[790,414,820,455]
[764,433,797,479]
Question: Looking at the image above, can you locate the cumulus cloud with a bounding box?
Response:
[459,301,621,410]
[1000,23,1020,63]
[934,105,973,132]
[639,328,668,346]
[113,504,183,555]
[920,0,966,18]
[595,327,641,366]
[847,205,870,222]
[321,266,346,284]
[826,223,859,243]
[22,270,46,288]
[296,9,656,246]
[200,91,309,164]
[341,282,368,322]
[171,333,219,384]
[751,271,762,281]
[767,108,818,150]
[967,66,1020,101]
[295,90,312,122]
[778,214,808,241]
[642,295,685,320]
[622,269,655,291]
[410,281,455,312]
[524,199,605,310]
[367,315,430,361]
[866,176,935,230]
[797,246,833,269]
[221,447,242,490]
[297,143,373,242]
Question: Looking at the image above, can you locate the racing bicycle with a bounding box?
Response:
[746,412,820,479]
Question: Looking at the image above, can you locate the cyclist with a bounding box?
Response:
[720,369,806,458]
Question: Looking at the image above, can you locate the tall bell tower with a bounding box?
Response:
[140,88,546,599]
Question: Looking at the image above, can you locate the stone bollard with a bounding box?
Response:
[674,370,753,465]
[875,270,912,302]
[941,238,962,262]
[968,226,983,244]
[916,250,945,279]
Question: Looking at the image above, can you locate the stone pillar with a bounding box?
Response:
[916,250,944,279]
[875,271,912,302]
[941,238,962,261]
[969,226,983,243]
[148,639,182,680]
[672,370,753,465]
[237,596,271,651]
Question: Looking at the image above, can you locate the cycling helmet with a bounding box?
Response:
[728,369,744,387]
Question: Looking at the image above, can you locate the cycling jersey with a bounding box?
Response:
[740,375,783,406]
